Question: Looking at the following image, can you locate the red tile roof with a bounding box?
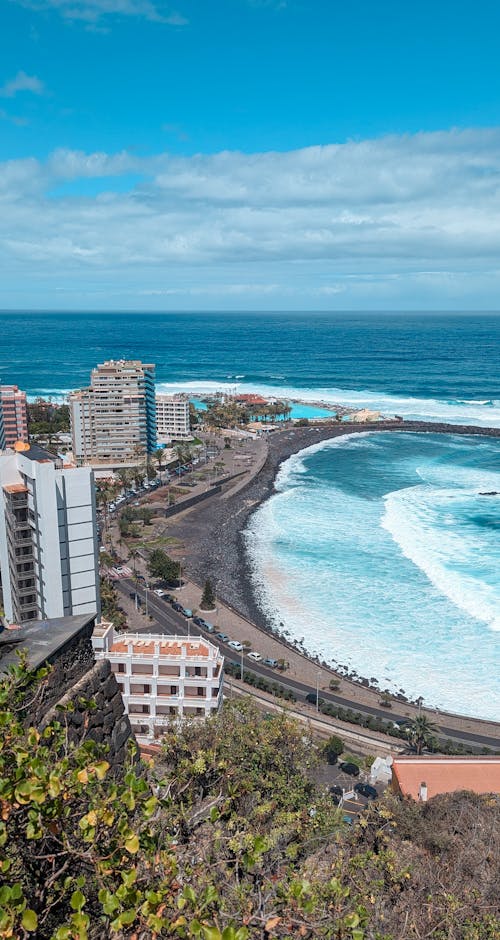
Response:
[111,638,211,658]
[392,756,500,800]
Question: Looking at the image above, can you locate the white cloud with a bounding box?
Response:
[0,71,45,97]
[2,129,500,308]
[9,0,188,25]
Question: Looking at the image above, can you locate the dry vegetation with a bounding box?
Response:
[0,660,498,940]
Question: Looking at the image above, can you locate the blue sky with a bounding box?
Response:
[2,1,500,309]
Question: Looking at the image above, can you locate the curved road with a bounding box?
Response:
[116,579,500,752]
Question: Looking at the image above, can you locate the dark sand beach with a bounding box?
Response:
[166,420,500,631]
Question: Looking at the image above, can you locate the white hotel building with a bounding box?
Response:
[92,624,224,741]
[0,443,100,626]
[155,394,191,443]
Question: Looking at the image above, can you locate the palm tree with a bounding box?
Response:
[154,448,165,480]
[115,467,133,491]
[132,463,146,490]
[407,715,439,755]
[97,481,120,542]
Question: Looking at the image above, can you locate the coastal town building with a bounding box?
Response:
[70,360,156,466]
[0,442,100,626]
[155,393,191,442]
[391,756,500,800]
[92,623,224,741]
[0,385,28,447]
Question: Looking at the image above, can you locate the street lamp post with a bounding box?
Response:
[316,671,321,713]
[145,581,149,618]
[187,616,191,639]
[240,647,244,681]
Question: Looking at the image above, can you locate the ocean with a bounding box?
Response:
[1,310,499,425]
[1,310,499,719]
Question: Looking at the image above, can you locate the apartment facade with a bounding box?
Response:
[155,394,191,443]
[70,360,156,466]
[92,625,224,741]
[0,443,100,626]
[0,385,28,447]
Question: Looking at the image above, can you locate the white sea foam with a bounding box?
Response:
[245,432,500,720]
[156,379,500,427]
[382,485,500,632]
[26,376,500,426]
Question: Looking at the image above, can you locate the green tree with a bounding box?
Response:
[100,576,126,629]
[154,447,165,476]
[322,735,344,764]
[115,467,133,491]
[200,578,216,610]
[407,715,439,755]
[148,548,180,584]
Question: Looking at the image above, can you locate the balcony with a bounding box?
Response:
[12,531,33,546]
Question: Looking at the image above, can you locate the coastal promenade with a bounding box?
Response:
[111,417,500,750]
[115,575,500,752]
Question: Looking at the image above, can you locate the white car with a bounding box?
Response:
[247,651,262,662]
[154,589,165,597]
[228,640,243,652]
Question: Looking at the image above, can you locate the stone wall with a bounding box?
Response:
[39,658,133,768]
[10,615,135,770]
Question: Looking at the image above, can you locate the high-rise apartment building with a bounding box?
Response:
[70,360,156,466]
[155,394,191,442]
[0,443,100,626]
[0,385,29,447]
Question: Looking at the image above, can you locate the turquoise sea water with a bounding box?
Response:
[246,432,500,720]
[1,310,498,718]
[192,397,334,420]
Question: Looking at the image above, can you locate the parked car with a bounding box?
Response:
[154,589,164,597]
[203,622,215,633]
[215,632,229,643]
[182,608,193,617]
[228,640,243,652]
[354,783,377,800]
[172,602,184,612]
[248,651,262,661]
[339,762,360,777]
[193,616,205,627]
[263,657,278,668]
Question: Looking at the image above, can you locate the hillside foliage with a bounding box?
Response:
[0,660,498,940]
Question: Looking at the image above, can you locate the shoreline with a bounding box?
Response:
[165,420,500,728]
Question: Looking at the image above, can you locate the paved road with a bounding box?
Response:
[116,579,500,752]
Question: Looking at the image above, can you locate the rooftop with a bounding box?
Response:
[392,756,500,799]
[0,614,96,675]
[108,633,216,659]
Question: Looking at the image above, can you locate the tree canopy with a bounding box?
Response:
[0,662,498,940]
[147,548,180,585]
